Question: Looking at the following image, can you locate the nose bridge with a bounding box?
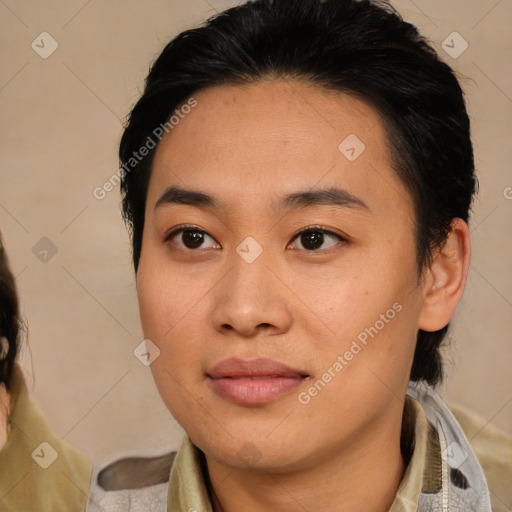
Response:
[211,237,292,336]
[227,237,275,310]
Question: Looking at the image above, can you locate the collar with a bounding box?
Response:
[389,395,431,511]
[0,365,92,511]
[166,396,431,512]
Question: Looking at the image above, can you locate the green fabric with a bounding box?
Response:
[0,366,92,511]
[167,433,213,512]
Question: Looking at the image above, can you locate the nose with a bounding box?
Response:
[210,247,293,338]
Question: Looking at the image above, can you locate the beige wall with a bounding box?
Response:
[0,0,510,471]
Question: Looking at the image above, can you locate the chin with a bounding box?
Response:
[192,430,312,473]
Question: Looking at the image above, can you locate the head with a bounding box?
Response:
[119,0,474,472]
[0,231,21,390]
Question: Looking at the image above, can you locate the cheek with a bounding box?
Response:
[308,262,408,336]
[136,257,209,382]
[309,255,421,381]
[136,264,166,338]
[137,256,201,338]
[137,262,204,419]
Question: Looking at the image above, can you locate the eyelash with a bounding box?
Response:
[164,224,347,252]
[290,226,347,251]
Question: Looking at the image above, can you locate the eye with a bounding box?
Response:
[165,225,220,251]
[288,226,346,251]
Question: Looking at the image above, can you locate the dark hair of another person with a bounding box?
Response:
[118,0,477,385]
[0,233,20,390]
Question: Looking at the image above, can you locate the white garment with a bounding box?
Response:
[87,482,168,512]
[408,382,492,512]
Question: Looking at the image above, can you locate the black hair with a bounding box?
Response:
[119,0,476,385]
[0,232,21,390]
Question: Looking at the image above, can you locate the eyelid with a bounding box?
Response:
[291,225,348,240]
[163,224,203,242]
[164,224,348,251]
[164,224,220,250]
[288,225,348,250]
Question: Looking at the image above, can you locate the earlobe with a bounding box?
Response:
[418,218,471,332]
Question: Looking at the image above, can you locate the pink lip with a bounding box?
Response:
[207,358,309,405]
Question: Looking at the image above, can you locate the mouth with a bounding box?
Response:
[207,357,310,405]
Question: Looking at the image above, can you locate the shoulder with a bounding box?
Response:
[0,366,92,511]
[447,400,512,512]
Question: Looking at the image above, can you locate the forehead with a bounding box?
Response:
[148,80,410,217]
[158,80,388,160]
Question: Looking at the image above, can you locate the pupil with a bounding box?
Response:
[183,230,204,248]
[302,231,323,250]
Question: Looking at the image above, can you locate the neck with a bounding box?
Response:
[205,415,407,512]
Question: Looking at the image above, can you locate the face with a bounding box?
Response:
[136,80,426,472]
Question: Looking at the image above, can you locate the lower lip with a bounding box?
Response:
[209,376,305,405]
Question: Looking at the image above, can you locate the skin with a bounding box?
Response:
[136,80,470,512]
[0,384,8,451]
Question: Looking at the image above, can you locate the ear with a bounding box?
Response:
[418,218,471,332]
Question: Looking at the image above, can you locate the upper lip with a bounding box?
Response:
[207,357,309,379]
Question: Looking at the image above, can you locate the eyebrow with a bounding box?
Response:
[154,185,369,213]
